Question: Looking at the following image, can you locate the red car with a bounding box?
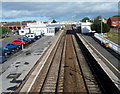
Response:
[12,40,28,45]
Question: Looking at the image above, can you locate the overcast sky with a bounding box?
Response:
[0,1,119,22]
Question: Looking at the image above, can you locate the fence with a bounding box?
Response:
[94,33,120,55]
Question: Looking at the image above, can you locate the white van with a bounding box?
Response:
[25,33,36,39]
[25,33,36,42]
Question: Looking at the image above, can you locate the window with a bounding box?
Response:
[14,40,21,42]
[21,31,24,33]
[113,21,117,23]
[8,44,14,46]
[49,28,54,33]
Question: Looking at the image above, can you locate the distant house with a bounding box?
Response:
[103,19,107,23]
[2,21,36,30]
[107,17,120,28]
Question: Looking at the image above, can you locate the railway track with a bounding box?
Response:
[63,31,101,93]
[29,30,102,93]
[28,31,66,93]
[19,29,104,93]
[19,28,120,93]
[72,34,102,93]
[39,33,65,93]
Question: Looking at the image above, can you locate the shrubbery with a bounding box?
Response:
[0,26,12,35]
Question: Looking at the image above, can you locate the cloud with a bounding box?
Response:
[2,0,120,2]
[1,2,118,22]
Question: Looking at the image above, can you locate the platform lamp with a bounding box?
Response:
[100,16,103,45]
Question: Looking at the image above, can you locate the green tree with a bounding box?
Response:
[91,16,110,33]
[81,17,90,22]
[93,16,101,24]
[0,26,12,35]
[112,15,120,17]
[51,19,57,23]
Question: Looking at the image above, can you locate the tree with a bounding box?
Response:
[81,17,90,22]
[0,26,12,35]
[112,15,120,17]
[91,16,110,33]
[93,16,101,24]
[51,20,57,23]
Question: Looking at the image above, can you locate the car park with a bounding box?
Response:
[6,43,21,52]
[12,39,28,45]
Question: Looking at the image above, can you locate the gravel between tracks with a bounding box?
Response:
[63,34,87,93]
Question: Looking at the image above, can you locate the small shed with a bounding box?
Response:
[18,27,29,35]
[46,27,55,36]
[81,22,92,34]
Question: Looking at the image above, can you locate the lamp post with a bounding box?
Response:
[100,16,103,45]
[21,38,24,50]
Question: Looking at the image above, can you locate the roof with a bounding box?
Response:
[47,24,64,28]
[3,21,36,27]
[109,17,120,21]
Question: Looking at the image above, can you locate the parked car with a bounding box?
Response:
[25,33,36,39]
[6,43,21,52]
[12,39,28,45]
[1,35,6,38]
[25,33,36,42]
[35,35,41,40]
[18,37,32,44]
[23,36,35,42]
[0,56,7,63]
[0,47,12,56]
[1,33,10,38]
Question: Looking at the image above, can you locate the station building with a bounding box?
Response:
[19,21,64,36]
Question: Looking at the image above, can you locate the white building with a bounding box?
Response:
[27,21,47,36]
[57,20,80,24]
[81,22,94,34]
[19,27,30,35]
[18,21,63,36]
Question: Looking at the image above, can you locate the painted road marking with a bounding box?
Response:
[80,35,120,74]
[0,37,10,41]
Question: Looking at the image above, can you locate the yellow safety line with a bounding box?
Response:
[80,34,120,74]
